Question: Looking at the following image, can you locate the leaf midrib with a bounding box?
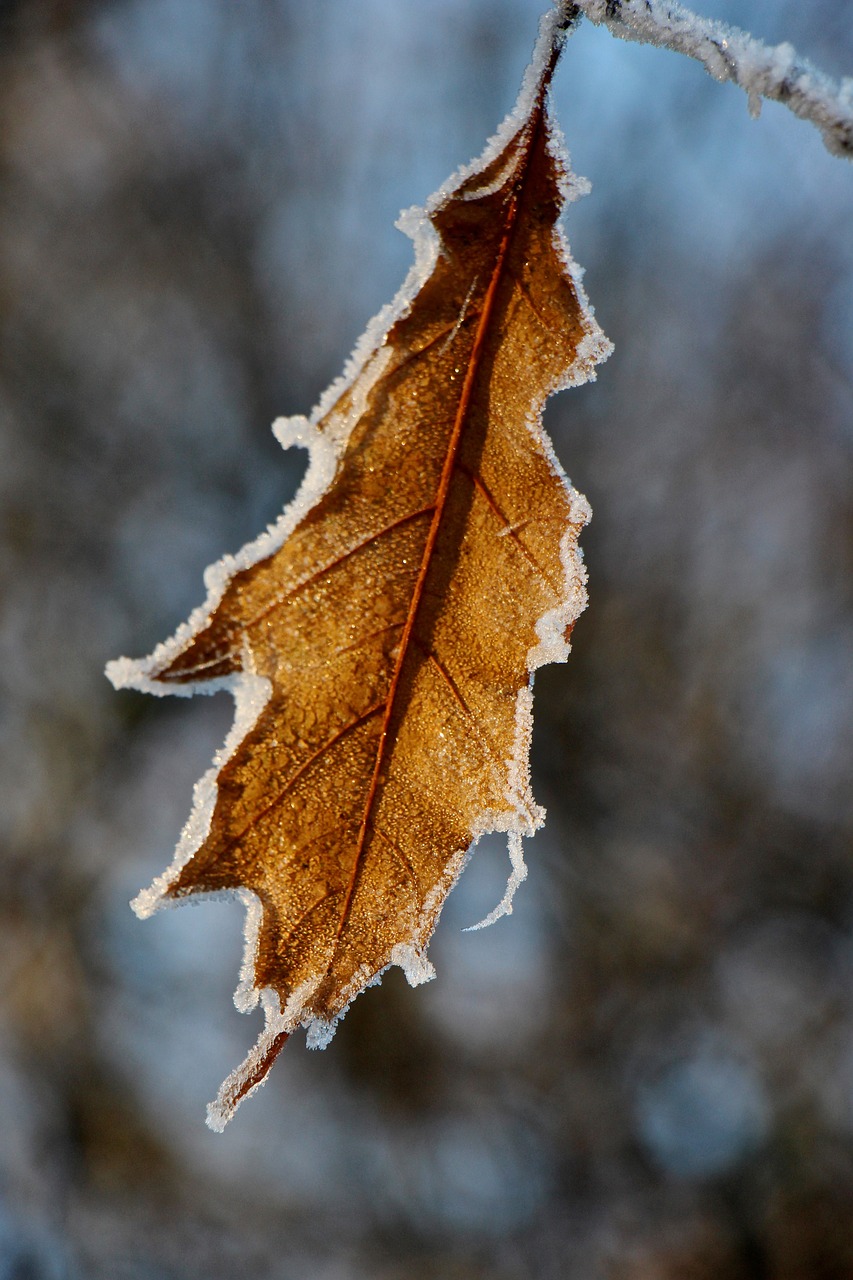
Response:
[332,89,552,947]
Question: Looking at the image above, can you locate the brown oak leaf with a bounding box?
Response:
[107,11,611,1130]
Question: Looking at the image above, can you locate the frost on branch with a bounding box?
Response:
[107,10,610,1130]
[567,0,853,158]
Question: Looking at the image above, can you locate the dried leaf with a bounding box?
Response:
[107,12,610,1130]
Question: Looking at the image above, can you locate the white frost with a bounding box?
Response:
[389,943,438,987]
[464,832,529,932]
[572,0,853,159]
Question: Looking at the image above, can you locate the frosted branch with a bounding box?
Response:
[560,0,853,159]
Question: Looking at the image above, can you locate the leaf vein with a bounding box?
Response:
[227,701,385,850]
[371,823,422,907]
[456,462,561,594]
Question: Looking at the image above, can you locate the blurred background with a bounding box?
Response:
[0,0,851,1276]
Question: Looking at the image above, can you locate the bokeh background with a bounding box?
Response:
[1,0,851,1276]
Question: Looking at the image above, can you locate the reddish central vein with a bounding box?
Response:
[333,98,550,941]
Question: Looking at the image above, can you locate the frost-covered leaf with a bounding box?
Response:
[107,11,610,1130]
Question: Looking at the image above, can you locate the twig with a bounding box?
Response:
[559,0,853,159]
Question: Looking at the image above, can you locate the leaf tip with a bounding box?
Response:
[129,886,159,920]
[206,1028,290,1132]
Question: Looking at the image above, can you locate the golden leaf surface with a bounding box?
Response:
[108,13,610,1129]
